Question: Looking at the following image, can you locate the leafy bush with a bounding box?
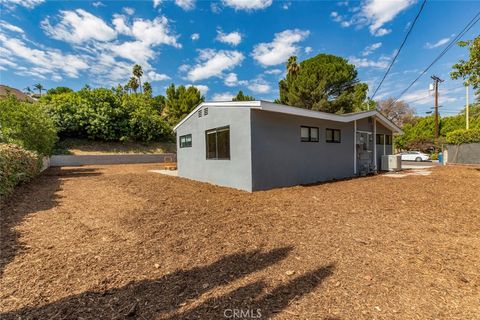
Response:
[0,143,41,201]
[42,88,172,142]
[0,96,57,155]
[446,129,480,144]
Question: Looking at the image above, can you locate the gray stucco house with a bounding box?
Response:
[173,101,402,191]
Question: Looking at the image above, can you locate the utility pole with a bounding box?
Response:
[431,75,444,148]
[466,83,469,130]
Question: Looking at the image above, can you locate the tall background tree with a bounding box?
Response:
[377,98,415,127]
[128,77,139,93]
[232,90,255,101]
[33,83,45,96]
[278,54,369,113]
[133,64,144,93]
[164,84,204,125]
[143,82,152,96]
[451,36,480,99]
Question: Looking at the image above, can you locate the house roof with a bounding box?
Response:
[173,100,403,134]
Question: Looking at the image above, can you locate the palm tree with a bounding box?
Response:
[143,81,152,95]
[24,86,32,95]
[33,83,45,96]
[286,56,300,76]
[132,64,143,93]
[128,77,139,93]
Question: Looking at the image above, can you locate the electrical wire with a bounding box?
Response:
[370,0,427,99]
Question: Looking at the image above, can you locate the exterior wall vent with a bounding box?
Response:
[198,110,202,118]
[204,108,208,116]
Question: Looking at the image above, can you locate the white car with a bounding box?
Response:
[400,151,430,162]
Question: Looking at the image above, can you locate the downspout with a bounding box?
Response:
[373,118,377,171]
[353,120,357,175]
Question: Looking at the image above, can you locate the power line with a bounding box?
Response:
[370,0,427,99]
[389,11,480,105]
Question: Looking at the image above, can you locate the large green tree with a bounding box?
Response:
[451,36,480,99]
[232,90,255,101]
[278,54,369,113]
[164,84,204,125]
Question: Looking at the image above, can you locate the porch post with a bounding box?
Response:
[373,118,377,170]
[353,120,357,175]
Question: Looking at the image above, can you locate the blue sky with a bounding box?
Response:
[0,0,478,116]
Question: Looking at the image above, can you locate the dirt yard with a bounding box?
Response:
[1,165,479,319]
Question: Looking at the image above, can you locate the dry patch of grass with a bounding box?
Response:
[1,165,479,319]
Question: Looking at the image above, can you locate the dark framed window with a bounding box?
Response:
[206,126,230,160]
[326,128,341,143]
[179,134,192,148]
[376,134,385,144]
[385,135,392,145]
[300,126,319,142]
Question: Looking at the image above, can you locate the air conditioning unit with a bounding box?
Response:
[381,155,401,171]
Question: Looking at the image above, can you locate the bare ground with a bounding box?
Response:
[1,165,479,319]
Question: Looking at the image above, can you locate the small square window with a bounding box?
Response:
[179,134,192,148]
[300,126,319,142]
[326,129,341,143]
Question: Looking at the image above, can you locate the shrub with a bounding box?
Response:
[0,143,41,201]
[0,96,57,155]
[446,128,480,144]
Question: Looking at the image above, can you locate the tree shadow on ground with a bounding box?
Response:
[1,246,334,319]
[0,167,102,276]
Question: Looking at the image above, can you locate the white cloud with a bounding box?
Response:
[282,2,291,10]
[153,0,162,8]
[187,84,209,95]
[145,70,170,81]
[222,0,272,10]
[252,29,309,66]
[361,42,382,56]
[264,68,282,75]
[248,77,271,93]
[41,9,117,44]
[191,33,200,41]
[216,30,242,46]
[0,33,89,78]
[185,49,244,82]
[0,21,24,33]
[330,0,415,36]
[304,46,313,54]
[92,2,104,8]
[425,35,453,49]
[211,2,222,13]
[0,0,44,9]
[105,40,155,65]
[212,92,235,101]
[349,54,390,69]
[175,0,195,10]
[123,7,135,15]
[224,72,239,87]
[127,16,181,47]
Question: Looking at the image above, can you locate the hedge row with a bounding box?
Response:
[0,143,41,202]
[446,128,480,144]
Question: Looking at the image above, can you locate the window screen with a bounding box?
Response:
[206,126,230,159]
[385,135,392,145]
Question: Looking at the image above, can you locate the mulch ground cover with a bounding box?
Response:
[1,164,479,319]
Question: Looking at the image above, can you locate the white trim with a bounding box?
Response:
[373,118,377,171]
[173,101,403,134]
[354,120,357,175]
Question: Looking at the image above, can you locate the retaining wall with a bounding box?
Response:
[50,153,176,167]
